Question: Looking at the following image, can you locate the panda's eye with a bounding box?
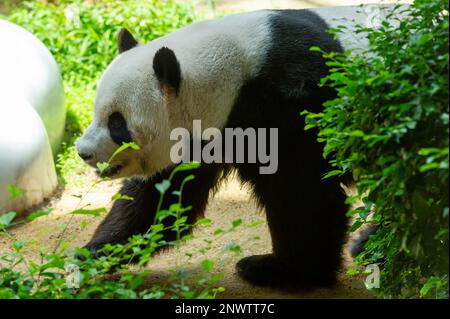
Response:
[108,111,133,146]
[108,112,126,130]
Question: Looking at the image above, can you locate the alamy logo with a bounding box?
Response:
[65,263,81,289]
[365,264,380,289]
[170,120,279,174]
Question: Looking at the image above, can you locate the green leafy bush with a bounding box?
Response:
[3,0,197,185]
[304,0,449,298]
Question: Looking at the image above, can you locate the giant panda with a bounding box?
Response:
[76,8,374,288]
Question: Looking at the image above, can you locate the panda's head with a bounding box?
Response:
[76,28,182,179]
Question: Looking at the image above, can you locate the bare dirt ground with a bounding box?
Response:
[0,0,378,299]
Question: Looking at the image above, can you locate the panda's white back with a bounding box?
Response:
[154,10,273,78]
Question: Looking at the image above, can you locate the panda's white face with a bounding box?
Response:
[76,14,270,179]
[76,35,175,179]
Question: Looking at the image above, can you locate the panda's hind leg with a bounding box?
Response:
[235,160,348,288]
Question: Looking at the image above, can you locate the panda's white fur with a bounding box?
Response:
[77,10,273,178]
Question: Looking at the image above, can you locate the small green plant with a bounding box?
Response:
[304,0,448,298]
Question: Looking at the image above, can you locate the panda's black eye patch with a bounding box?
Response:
[108,111,132,146]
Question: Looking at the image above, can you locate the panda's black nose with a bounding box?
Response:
[78,152,93,161]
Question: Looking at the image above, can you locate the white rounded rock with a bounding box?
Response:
[0,96,57,214]
[0,20,64,215]
[0,19,65,153]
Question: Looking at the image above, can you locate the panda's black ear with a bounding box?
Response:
[117,28,138,54]
[153,47,181,95]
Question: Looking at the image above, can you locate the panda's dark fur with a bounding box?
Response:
[82,9,350,288]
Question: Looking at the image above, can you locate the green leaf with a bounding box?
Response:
[418,148,441,156]
[96,162,109,173]
[309,46,323,52]
[201,259,215,272]
[231,219,242,228]
[111,193,134,201]
[195,218,212,226]
[174,216,188,227]
[181,234,194,241]
[213,286,226,293]
[27,209,52,222]
[304,124,317,130]
[172,162,201,175]
[0,212,17,229]
[350,219,364,232]
[419,162,440,172]
[420,277,441,298]
[347,267,360,276]
[247,220,265,228]
[169,203,182,212]
[443,207,449,218]
[418,33,433,45]
[182,174,195,184]
[155,210,172,222]
[7,185,22,199]
[129,275,143,290]
[223,243,241,254]
[150,223,165,233]
[110,142,140,161]
[13,240,26,251]
[322,169,343,179]
[155,180,171,194]
[71,208,107,216]
[349,130,365,137]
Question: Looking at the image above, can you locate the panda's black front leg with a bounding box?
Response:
[83,176,161,257]
[84,164,223,259]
